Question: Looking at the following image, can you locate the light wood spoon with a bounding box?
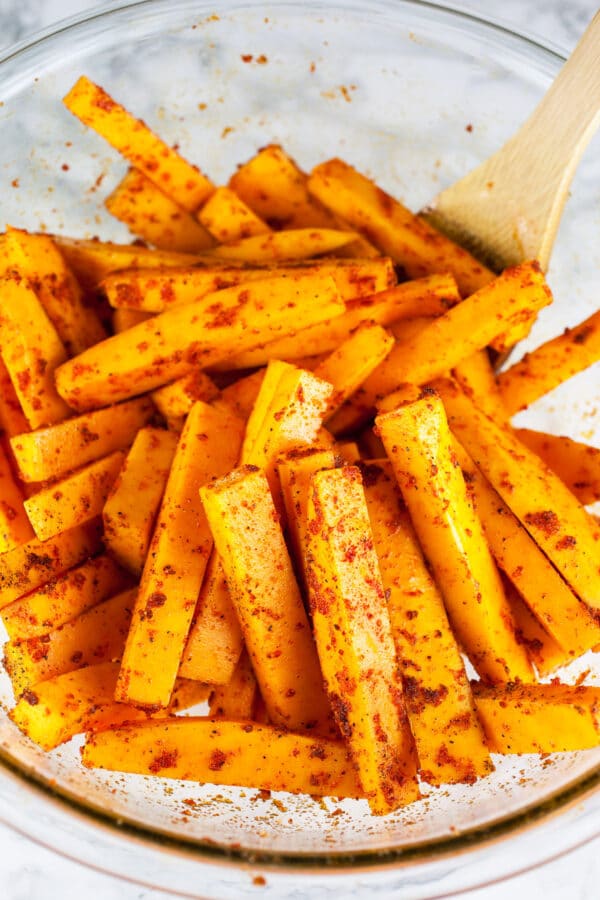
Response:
[421,11,600,273]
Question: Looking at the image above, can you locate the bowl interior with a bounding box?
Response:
[0,0,599,873]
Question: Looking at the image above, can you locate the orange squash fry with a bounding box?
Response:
[359,459,492,786]
[200,466,332,735]
[0,442,34,552]
[472,683,600,753]
[313,323,394,419]
[112,308,154,333]
[220,274,460,370]
[151,371,220,431]
[10,396,154,483]
[1,553,131,641]
[105,168,215,252]
[308,158,493,296]
[4,228,107,355]
[376,396,532,682]
[198,186,271,242]
[82,717,363,798]
[506,588,572,676]
[498,309,600,415]
[179,553,244,686]
[204,228,357,262]
[115,403,243,709]
[0,356,29,438]
[452,438,599,658]
[0,273,71,429]
[103,427,179,576]
[0,520,103,608]
[208,649,259,718]
[215,370,266,420]
[63,76,214,211]
[102,257,395,314]
[55,273,344,410]
[24,451,125,542]
[306,466,420,813]
[10,662,149,751]
[514,429,600,506]
[437,379,600,619]
[335,440,361,462]
[453,349,508,422]
[3,587,136,697]
[55,236,200,291]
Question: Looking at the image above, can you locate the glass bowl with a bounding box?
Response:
[1,1,599,896]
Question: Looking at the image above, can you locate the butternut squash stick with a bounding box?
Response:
[103,427,179,576]
[116,402,244,708]
[472,683,600,753]
[1,553,131,641]
[0,442,34,552]
[4,228,107,355]
[0,273,71,428]
[360,459,493,786]
[63,76,214,211]
[200,466,332,735]
[306,466,420,813]
[215,370,265,420]
[506,588,572,677]
[514,429,600,506]
[112,308,153,333]
[55,273,344,410]
[437,379,600,619]
[452,437,599,657]
[198,186,271,242]
[4,587,136,697]
[220,273,459,370]
[208,649,260,719]
[105,168,215,252]
[307,157,493,297]
[179,553,244,686]
[82,718,364,798]
[101,257,395,313]
[10,396,154,483]
[151,371,220,431]
[24,451,125,542]
[0,520,103,608]
[498,309,600,415]
[376,396,533,682]
[0,356,29,438]
[204,228,357,263]
[452,349,508,422]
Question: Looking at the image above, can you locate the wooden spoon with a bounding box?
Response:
[421,11,600,273]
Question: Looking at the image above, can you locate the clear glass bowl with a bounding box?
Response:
[1,1,599,896]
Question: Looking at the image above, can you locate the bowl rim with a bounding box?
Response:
[1,0,599,895]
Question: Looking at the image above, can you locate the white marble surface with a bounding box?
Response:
[0,0,598,897]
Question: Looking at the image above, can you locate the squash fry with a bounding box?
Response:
[200,466,332,735]
[308,158,493,296]
[4,587,136,697]
[313,323,394,419]
[0,356,29,438]
[1,553,131,641]
[116,403,243,708]
[151,371,220,431]
[208,649,259,718]
[515,429,600,506]
[0,520,103,608]
[102,258,395,314]
[0,442,34,552]
[105,168,215,252]
[376,396,532,682]
[179,553,244,686]
[198,186,271,242]
[506,588,572,676]
[10,396,154,483]
[0,273,71,428]
[221,274,460,370]
[472,683,600,753]
[112,308,154,333]
[63,76,214,211]
[204,228,357,262]
[453,349,508,422]
[24,451,125,542]
[55,273,344,410]
[437,380,600,619]
[498,309,600,415]
[306,466,419,813]
[103,427,179,576]
[82,718,363,798]
[360,460,492,786]
[215,370,266,420]
[4,228,107,355]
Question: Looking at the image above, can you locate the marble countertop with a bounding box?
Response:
[0,0,598,897]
